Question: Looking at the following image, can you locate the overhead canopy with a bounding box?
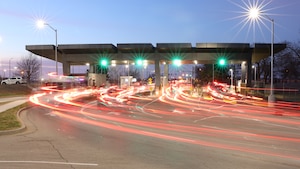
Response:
[26,42,286,65]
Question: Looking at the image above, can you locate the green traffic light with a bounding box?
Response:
[136,59,143,66]
[100,59,108,67]
[172,58,181,67]
[218,58,226,66]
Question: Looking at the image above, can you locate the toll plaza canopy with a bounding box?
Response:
[26,42,286,87]
[26,43,286,65]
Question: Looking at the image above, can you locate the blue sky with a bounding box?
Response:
[0,0,300,75]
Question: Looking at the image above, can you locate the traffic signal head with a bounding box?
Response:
[99,58,108,67]
[172,58,181,67]
[136,58,143,66]
[218,58,226,66]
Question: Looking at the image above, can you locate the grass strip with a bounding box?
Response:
[0,103,28,131]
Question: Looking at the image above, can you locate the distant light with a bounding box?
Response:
[143,60,148,66]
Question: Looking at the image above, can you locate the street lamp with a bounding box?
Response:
[3,69,6,78]
[252,65,257,86]
[248,8,275,104]
[9,58,13,77]
[193,60,197,81]
[37,20,58,75]
[229,69,233,90]
[124,60,130,86]
[212,63,214,82]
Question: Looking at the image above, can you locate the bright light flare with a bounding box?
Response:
[173,59,182,66]
[249,7,260,19]
[36,19,46,29]
[228,0,275,42]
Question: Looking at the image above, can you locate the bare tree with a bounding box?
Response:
[275,41,300,81]
[16,53,41,83]
[286,41,300,59]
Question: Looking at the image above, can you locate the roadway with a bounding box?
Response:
[0,85,299,169]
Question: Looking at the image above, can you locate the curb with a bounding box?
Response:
[0,106,30,136]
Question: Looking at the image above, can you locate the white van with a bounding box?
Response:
[1,77,26,85]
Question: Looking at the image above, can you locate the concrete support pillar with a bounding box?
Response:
[241,61,247,84]
[246,56,252,87]
[163,63,169,87]
[154,59,161,94]
[90,64,96,73]
[62,61,70,75]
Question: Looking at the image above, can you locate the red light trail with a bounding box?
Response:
[29,83,300,162]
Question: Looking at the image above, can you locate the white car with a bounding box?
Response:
[1,77,26,85]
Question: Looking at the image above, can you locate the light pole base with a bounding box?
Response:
[268,94,275,107]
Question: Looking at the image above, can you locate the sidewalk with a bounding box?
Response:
[0,96,28,113]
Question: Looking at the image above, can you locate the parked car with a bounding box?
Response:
[1,77,26,85]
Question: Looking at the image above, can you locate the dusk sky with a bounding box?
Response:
[0,0,300,75]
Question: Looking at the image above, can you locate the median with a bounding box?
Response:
[0,102,28,131]
[0,84,33,133]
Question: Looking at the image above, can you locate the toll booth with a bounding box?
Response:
[88,73,106,87]
[120,76,133,88]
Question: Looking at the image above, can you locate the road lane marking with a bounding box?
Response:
[173,109,185,114]
[231,116,262,122]
[107,112,120,115]
[232,109,245,113]
[260,121,300,130]
[0,161,98,166]
[193,116,226,123]
[136,104,162,118]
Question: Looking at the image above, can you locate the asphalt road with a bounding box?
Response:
[0,90,299,169]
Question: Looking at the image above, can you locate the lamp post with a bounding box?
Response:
[248,8,275,104]
[9,58,13,77]
[193,60,197,84]
[229,68,233,90]
[212,63,214,82]
[252,65,257,86]
[268,18,275,103]
[37,20,58,75]
[124,60,130,86]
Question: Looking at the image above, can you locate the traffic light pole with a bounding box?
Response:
[212,63,214,82]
